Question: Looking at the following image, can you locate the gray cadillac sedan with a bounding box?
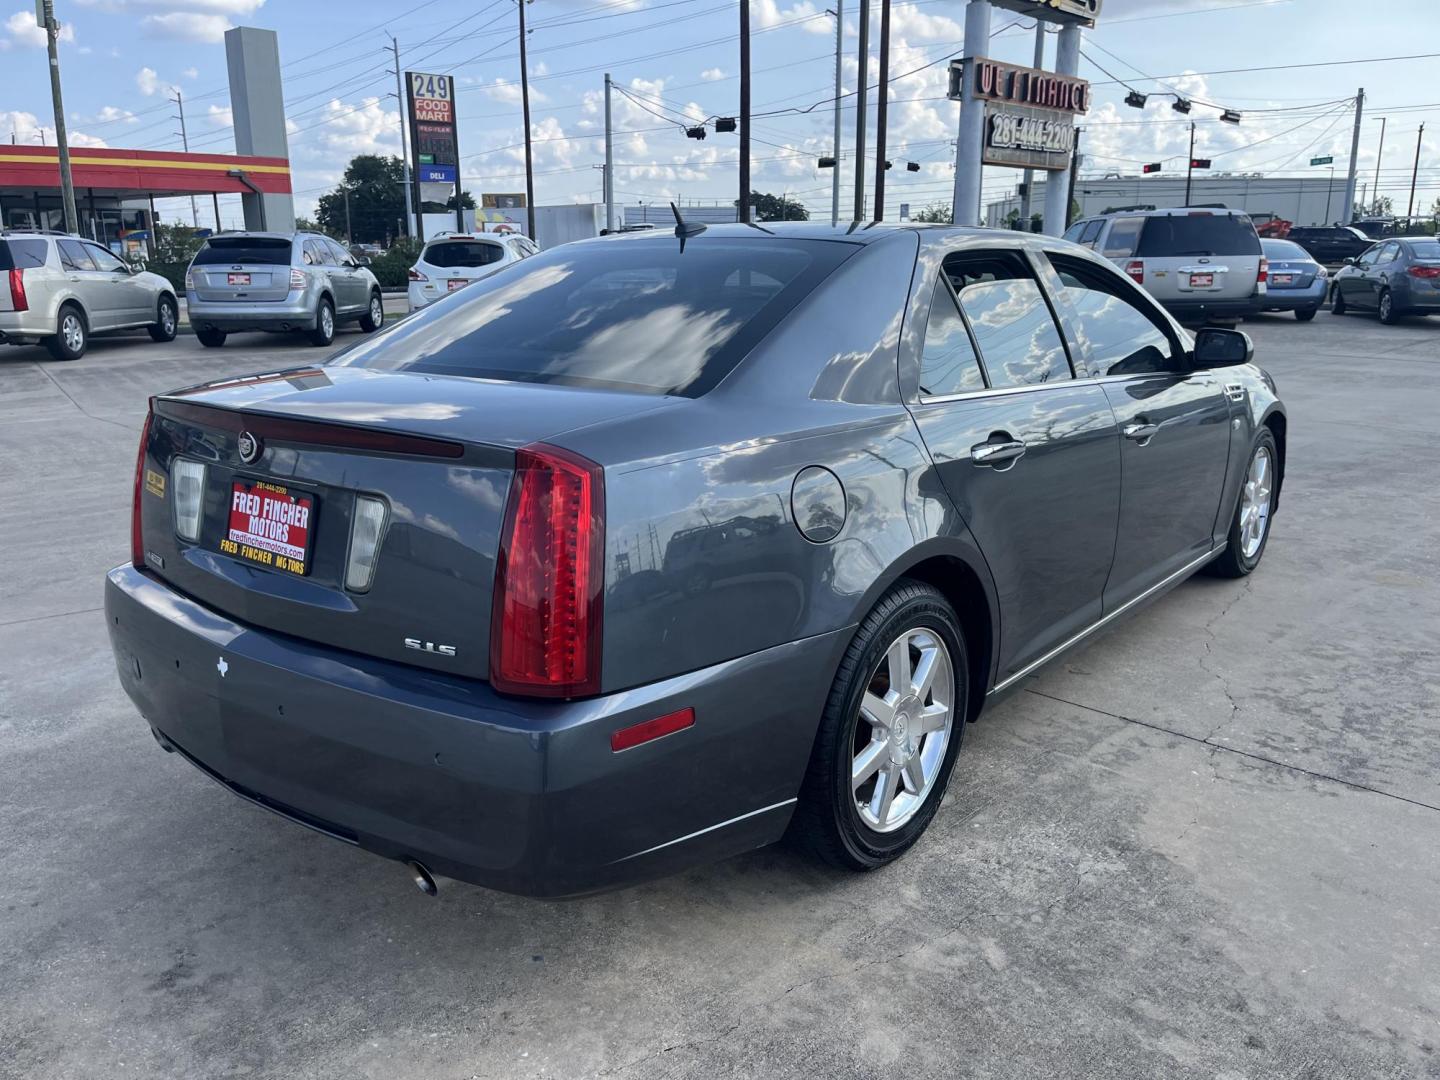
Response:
[106,222,1286,897]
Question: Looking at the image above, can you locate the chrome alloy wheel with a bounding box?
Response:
[161,302,176,335]
[1239,445,1273,559]
[61,312,84,353]
[369,295,383,326]
[852,627,955,833]
[320,304,334,338]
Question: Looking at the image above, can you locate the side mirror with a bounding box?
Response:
[357,256,372,267]
[1343,257,1356,265]
[1192,327,1253,369]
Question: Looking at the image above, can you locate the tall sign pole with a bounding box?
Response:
[830,0,843,224]
[1041,21,1081,233]
[739,0,751,222]
[1184,121,1195,207]
[853,0,870,221]
[518,0,536,239]
[390,37,417,239]
[1018,21,1045,226]
[1340,88,1364,224]
[872,0,891,221]
[38,0,78,234]
[951,0,991,226]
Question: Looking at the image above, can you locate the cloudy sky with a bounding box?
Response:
[2,0,1438,227]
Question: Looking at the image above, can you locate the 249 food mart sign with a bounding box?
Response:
[949,58,1091,171]
[406,71,459,185]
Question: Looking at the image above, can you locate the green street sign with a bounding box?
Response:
[1310,155,1333,166]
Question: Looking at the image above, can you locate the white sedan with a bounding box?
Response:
[407,233,539,312]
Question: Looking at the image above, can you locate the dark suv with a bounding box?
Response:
[1286,226,1373,265]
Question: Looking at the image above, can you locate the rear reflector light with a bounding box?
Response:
[1257,257,1269,284]
[290,268,306,290]
[131,406,154,569]
[1408,265,1440,279]
[184,268,193,291]
[1125,260,1144,284]
[611,707,696,752]
[170,459,207,542]
[408,268,427,282]
[345,495,388,591]
[490,443,604,698]
[8,268,27,312]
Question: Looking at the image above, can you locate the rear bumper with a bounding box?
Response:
[187,292,319,333]
[1259,279,1328,311]
[104,565,845,897]
[0,311,54,344]
[1159,296,1260,321]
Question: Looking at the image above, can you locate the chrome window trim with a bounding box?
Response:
[988,546,1222,695]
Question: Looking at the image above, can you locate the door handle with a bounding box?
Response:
[970,438,1027,468]
[1123,422,1160,444]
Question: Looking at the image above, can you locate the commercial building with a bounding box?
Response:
[986,173,1361,230]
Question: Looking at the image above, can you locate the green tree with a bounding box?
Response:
[317,155,407,244]
[912,202,952,224]
[738,191,809,222]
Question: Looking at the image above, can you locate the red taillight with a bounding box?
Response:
[1408,264,1440,279]
[408,267,427,281]
[289,267,306,290]
[131,405,154,569]
[1257,256,1269,284]
[490,443,604,698]
[1125,260,1144,284]
[7,268,27,312]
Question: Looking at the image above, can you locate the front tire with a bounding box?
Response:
[359,291,384,333]
[195,327,226,348]
[1206,430,1277,579]
[790,580,968,871]
[46,304,87,361]
[148,295,178,342]
[1330,287,1346,315]
[1295,306,1317,322]
[1378,288,1399,324]
[309,297,335,346]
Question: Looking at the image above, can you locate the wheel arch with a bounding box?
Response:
[1261,406,1286,510]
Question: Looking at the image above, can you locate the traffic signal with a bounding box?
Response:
[1190,158,1212,170]
[817,156,836,168]
[714,117,737,133]
[1142,162,1162,175]
[685,126,707,140]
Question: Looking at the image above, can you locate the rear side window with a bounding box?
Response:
[57,239,95,272]
[330,237,855,396]
[944,251,1071,390]
[424,241,505,268]
[1102,217,1144,258]
[0,239,48,270]
[918,279,984,398]
[1135,214,1261,257]
[193,238,295,265]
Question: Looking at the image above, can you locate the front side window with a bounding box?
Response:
[1102,217,1144,258]
[918,278,985,398]
[325,239,352,265]
[945,252,1071,389]
[85,243,128,273]
[1047,254,1179,377]
[57,239,95,272]
[1356,245,1380,267]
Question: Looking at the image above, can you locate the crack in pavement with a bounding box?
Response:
[1196,576,1254,744]
[30,363,136,432]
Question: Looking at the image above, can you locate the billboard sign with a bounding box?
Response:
[989,0,1100,26]
[951,58,1091,114]
[406,71,459,203]
[482,193,527,209]
[982,103,1077,171]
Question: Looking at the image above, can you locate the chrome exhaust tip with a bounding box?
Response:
[406,860,438,896]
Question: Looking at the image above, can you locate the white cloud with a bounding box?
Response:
[5,9,74,47]
[478,77,547,106]
[75,105,140,124]
[77,0,262,10]
[0,108,107,148]
[701,68,726,82]
[752,0,831,34]
[182,65,198,78]
[207,104,233,127]
[288,97,401,160]
[136,66,162,95]
[141,11,232,42]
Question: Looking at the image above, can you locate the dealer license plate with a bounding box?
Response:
[1188,272,1214,288]
[1272,273,1293,286]
[221,479,315,576]
[227,273,251,286]
[447,278,468,292]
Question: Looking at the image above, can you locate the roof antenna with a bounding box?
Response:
[671,201,706,253]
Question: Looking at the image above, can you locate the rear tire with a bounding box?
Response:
[789,580,968,871]
[148,295,178,342]
[309,297,335,346]
[1205,429,1278,579]
[359,290,384,333]
[1295,306,1317,322]
[1378,288,1399,324]
[195,327,226,348]
[46,303,87,361]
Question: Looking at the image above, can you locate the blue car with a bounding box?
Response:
[1258,238,1328,321]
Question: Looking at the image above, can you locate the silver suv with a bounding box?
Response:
[185,231,384,348]
[1062,208,1265,323]
[0,230,179,361]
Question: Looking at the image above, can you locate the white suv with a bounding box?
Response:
[407,233,538,312]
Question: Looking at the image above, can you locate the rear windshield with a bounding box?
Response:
[192,237,294,265]
[0,239,48,270]
[1136,214,1261,257]
[1407,239,1440,259]
[424,240,505,268]
[330,237,855,396]
[1261,239,1308,260]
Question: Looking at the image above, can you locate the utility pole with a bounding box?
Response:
[853,0,870,221]
[38,0,78,234]
[1019,21,1045,225]
[1324,166,1334,224]
[1371,115,1386,215]
[1340,87,1364,224]
[871,0,891,221]
[830,0,843,224]
[1184,121,1195,207]
[604,72,615,232]
[739,0,751,222]
[343,184,353,244]
[518,0,536,239]
[170,88,200,227]
[389,36,416,239]
[1407,122,1425,221]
